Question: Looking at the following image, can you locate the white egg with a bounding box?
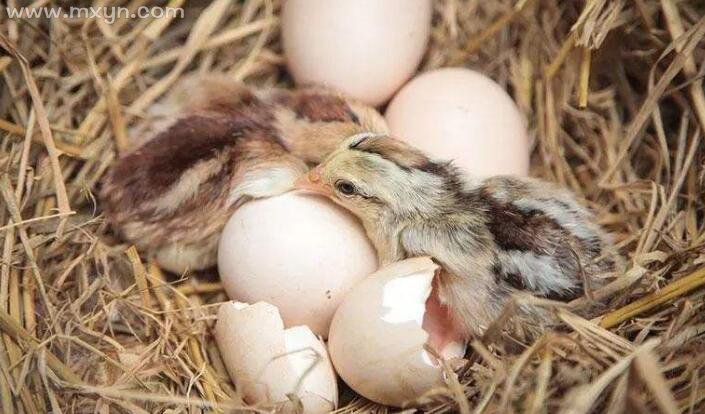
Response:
[282,0,432,106]
[327,257,467,407]
[215,301,338,413]
[386,67,530,176]
[217,192,377,337]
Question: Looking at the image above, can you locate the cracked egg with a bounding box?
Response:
[327,257,467,407]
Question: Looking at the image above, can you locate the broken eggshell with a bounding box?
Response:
[327,257,466,407]
[214,301,338,413]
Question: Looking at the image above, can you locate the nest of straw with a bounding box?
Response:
[1,0,704,412]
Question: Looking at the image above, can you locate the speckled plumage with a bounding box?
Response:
[298,135,621,337]
[101,77,387,273]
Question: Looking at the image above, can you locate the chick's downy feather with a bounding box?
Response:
[101,76,387,273]
[307,135,620,336]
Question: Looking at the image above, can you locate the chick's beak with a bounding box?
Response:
[293,167,333,197]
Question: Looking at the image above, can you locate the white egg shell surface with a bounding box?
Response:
[327,257,466,407]
[386,67,530,176]
[215,301,338,413]
[218,192,377,337]
[282,0,432,106]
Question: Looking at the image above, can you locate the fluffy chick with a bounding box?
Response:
[101,77,387,274]
[294,134,619,337]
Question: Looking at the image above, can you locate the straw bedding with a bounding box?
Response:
[0,0,704,412]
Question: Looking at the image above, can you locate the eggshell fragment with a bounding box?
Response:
[215,301,338,413]
[327,257,466,407]
[282,0,432,106]
[218,192,377,337]
[386,67,530,176]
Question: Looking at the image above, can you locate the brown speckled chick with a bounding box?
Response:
[295,134,620,337]
[101,77,387,274]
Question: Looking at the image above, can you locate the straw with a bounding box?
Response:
[1,0,704,412]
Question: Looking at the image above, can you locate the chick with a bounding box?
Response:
[294,134,618,337]
[101,77,387,274]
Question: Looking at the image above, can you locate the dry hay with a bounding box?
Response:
[1,0,704,413]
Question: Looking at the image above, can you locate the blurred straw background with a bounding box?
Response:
[0,0,704,412]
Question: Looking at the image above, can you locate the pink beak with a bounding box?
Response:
[293,166,333,197]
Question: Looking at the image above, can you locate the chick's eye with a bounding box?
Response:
[335,180,356,196]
